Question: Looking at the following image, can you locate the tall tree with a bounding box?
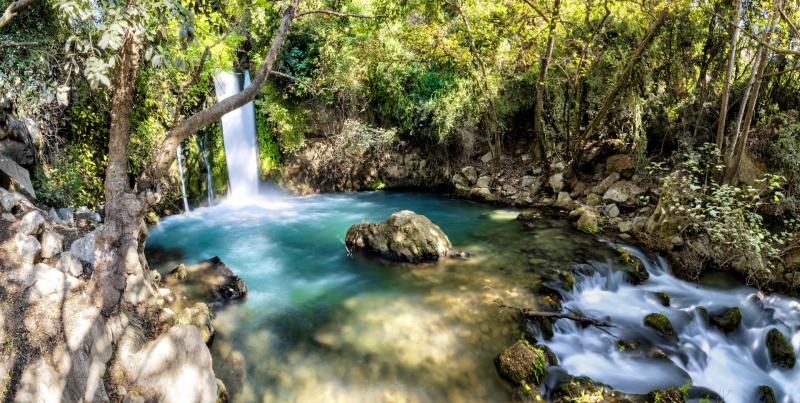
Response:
[715,0,743,150]
[533,0,560,164]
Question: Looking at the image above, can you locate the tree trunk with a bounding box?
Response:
[579,9,668,146]
[0,0,39,29]
[533,0,561,164]
[715,0,742,150]
[89,30,146,314]
[727,46,763,162]
[725,1,780,183]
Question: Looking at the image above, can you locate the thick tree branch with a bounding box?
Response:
[0,0,38,29]
[142,0,301,191]
[296,9,379,19]
[493,301,615,330]
[579,9,668,144]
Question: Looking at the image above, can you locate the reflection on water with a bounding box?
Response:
[146,192,599,402]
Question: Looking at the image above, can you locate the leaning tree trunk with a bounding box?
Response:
[89,30,147,315]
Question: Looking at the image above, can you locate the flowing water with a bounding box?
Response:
[213,71,260,199]
[146,191,800,402]
[176,143,190,212]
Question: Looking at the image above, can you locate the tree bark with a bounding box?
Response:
[726,46,763,162]
[533,0,561,164]
[715,0,742,150]
[579,9,668,145]
[0,0,38,29]
[89,30,146,314]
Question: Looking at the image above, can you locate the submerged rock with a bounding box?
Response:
[766,328,796,369]
[709,307,742,333]
[345,210,454,262]
[163,257,247,304]
[643,313,676,337]
[494,340,547,385]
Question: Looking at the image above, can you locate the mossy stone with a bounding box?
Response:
[709,307,742,333]
[494,340,548,385]
[757,385,776,403]
[766,328,796,369]
[646,386,684,402]
[644,313,676,337]
[657,292,670,307]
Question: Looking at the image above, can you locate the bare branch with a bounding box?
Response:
[0,40,42,48]
[703,7,800,57]
[493,301,615,331]
[0,0,39,29]
[296,9,380,19]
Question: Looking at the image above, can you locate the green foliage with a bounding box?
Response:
[33,143,106,208]
[656,144,789,285]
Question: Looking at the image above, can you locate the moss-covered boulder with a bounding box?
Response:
[616,246,649,284]
[644,313,676,338]
[757,385,776,403]
[646,387,684,402]
[494,340,548,385]
[576,210,599,234]
[709,307,742,333]
[766,328,796,369]
[174,302,215,344]
[345,210,454,262]
[549,374,642,402]
[656,292,670,307]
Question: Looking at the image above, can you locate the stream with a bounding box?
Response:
[145,191,800,402]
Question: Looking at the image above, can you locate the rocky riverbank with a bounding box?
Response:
[0,186,227,402]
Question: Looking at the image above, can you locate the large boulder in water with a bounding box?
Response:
[766,328,796,369]
[345,210,454,262]
[163,256,247,304]
[494,340,547,386]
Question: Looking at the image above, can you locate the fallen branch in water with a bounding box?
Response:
[493,300,615,331]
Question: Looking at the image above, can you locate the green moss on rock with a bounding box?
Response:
[644,313,676,338]
[646,386,684,402]
[494,340,548,385]
[657,292,670,307]
[758,385,776,403]
[766,328,796,369]
[709,307,742,333]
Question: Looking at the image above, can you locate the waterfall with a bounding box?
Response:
[200,140,214,206]
[176,143,190,212]
[213,71,260,199]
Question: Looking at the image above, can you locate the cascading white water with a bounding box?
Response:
[540,242,800,403]
[213,71,260,199]
[200,140,214,206]
[176,143,190,212]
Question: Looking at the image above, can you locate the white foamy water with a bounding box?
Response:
[542,242,800,403]
[213,71,260,199]
[176,143,190,212]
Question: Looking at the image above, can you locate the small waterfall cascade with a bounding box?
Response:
[213,70,260,199]
[200,140,214,205]
[540,242,800,403]
[176,143,190,212]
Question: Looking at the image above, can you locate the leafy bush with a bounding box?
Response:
[33,143,106,208]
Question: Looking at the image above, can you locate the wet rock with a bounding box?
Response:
[469,186,495,201]
[346,210,454,262]
[615,246,649,284]
[548,173,564,193]
[517,210,540,222]
[656,292,670,307]
[548,372,639,402]
[643,313,676,337]
[452,174,469,188]
[766,328,796,369]
[646,387,684,402]
[576,210,599,234]
[494,340,547,385]
[69,231,96,265]
[40,230,63,259]
[175,302,215,344]
[758,385,776,403]
[461,166,478,184]
[164,257,247,303]
[709,307,742,333]
[603,180,644,204]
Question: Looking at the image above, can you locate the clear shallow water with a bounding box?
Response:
[146,191,800,403]
[146,191,600,402]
